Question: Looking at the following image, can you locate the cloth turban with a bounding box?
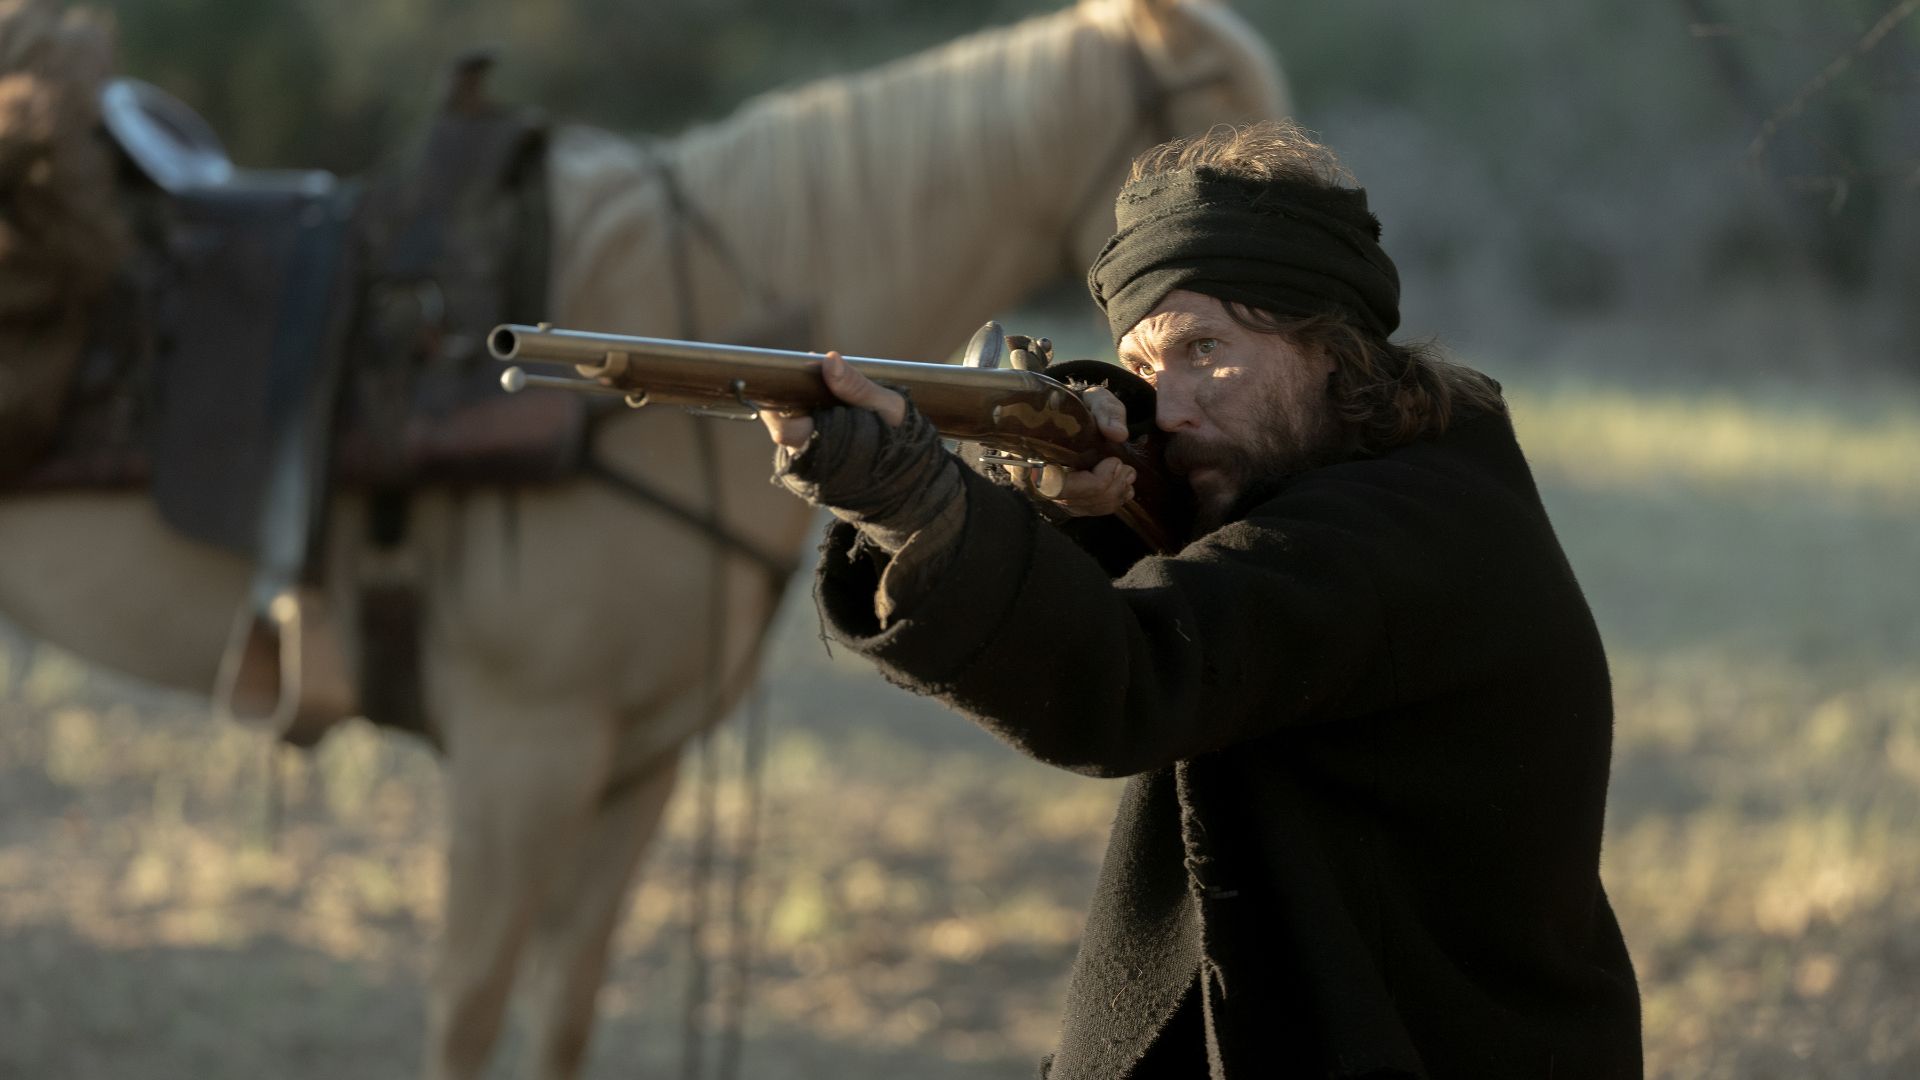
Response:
[1087,165,1401,346]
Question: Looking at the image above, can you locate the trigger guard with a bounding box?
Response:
[1046,359,1158,441]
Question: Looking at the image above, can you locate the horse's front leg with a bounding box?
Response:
[423,676,618,1080]
[516,703,695,1080]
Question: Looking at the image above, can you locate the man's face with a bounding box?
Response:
[1116,290,1340,530]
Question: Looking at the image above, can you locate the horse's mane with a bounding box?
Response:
[551,1,1160,344]
[548,0,1287,354]
[670,4,1139,291]
[0,0,126,318]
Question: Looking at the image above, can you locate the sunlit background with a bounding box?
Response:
[2,1,1916,1077]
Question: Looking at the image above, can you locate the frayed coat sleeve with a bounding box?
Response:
[815,463,1410,778]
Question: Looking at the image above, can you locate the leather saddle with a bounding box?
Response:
[11,55,579,744]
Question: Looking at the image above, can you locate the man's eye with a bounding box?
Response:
[1194,338,1219,358]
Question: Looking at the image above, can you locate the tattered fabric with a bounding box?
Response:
[1087,166,1402,343]
[773,399,965,625]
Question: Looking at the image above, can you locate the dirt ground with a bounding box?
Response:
[3,370,1917,1079]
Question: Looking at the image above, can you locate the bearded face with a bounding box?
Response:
[1116,291,1344,533]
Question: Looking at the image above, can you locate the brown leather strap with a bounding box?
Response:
[581,454,796,583]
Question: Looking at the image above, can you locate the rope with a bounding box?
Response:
[253,736,284,852]
[674,149,722,1069]
[580,455,793,581]
[666,161,775,1077]
[678,418,726,1080]
[640,134,787,1080]
[714,683,768,1079]
[678,712,721,1080]
[645,143,787,316]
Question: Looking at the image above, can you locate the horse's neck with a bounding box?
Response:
[541,10,1148,560]
[660,9,1138,360]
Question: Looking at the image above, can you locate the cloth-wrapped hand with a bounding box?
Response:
[772,395,963,556]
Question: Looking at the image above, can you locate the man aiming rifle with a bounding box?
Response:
[757,120,1642,1079]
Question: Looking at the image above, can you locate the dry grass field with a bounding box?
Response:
[2,370,1917,1079]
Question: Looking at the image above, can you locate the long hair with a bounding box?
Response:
[1224,304,1503,456]
[1132,121,1505,454]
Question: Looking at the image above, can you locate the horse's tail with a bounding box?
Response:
[0,0,128,476]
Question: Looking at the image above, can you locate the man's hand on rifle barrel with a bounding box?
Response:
[758,351,905,446]
[756,350,1136,520]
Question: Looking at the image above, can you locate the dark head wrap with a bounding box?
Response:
[1086,165,1401,346]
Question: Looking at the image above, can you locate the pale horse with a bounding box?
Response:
[0,0,1287,1076]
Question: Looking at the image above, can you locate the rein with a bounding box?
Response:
[570,141,791,1080]
[578,144,802,585]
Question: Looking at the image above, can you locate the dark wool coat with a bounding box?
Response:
[813,405,1643,1079]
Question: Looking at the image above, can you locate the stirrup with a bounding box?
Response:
[213,584,355,747]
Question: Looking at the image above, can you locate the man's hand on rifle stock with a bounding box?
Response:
[1015,387,1134,519]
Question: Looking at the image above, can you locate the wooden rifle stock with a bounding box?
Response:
[489,323,1192,553]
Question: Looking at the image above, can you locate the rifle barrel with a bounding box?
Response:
[492,324,921,377]
[490,322,1192,552]
[490,323,1100,457]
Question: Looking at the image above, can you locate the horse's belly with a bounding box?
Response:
[0,492,247,694]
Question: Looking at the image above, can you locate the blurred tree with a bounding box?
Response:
[104,0,333,165]
[89,0,1060,171]
[1681,0,1920,291]
[76,0,1916,368]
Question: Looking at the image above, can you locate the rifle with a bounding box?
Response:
[489,321,1192,553]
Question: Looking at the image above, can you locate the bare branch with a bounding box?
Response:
[1782,164,1920,210]
[1783,174,1853,214]
[1686,22,1741,39]
[1677,0,1773,126]
[1745,0,1920,167]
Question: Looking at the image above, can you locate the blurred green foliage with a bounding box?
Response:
[94,0,1916,179]
[85,0,1919,357]
[96,0,1067,171]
